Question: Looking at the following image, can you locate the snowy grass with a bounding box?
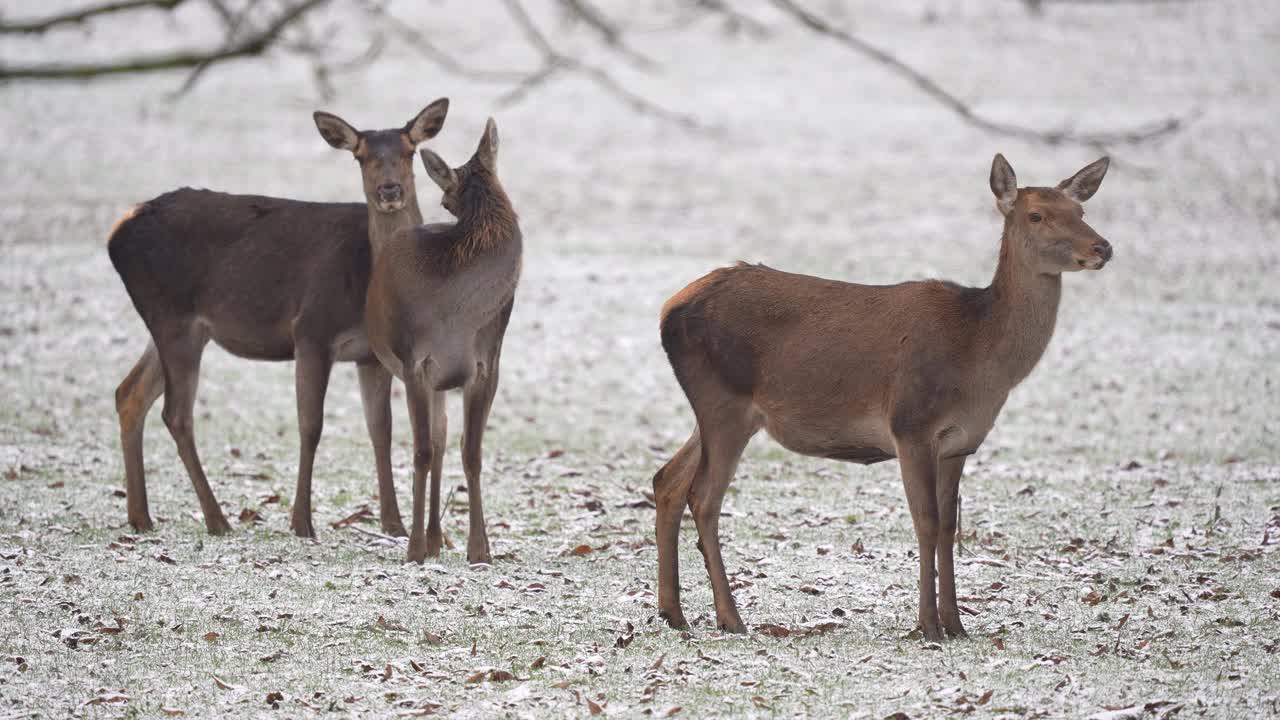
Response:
[1,0,1278,717]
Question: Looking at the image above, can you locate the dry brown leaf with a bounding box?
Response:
[81,692,129,708]
[212,675,240,691]
[160,708,185,717]
[650,653,665,671]
[977,690,994,706]
[203,631,220,643]
[489,669,515,682]
[264,691,284,708]
[569,544,593,556]
[657,706,681,718]
[465,670,488,684]
[756,623,791,638]
[531,656,546,669]
[586,697,603,715]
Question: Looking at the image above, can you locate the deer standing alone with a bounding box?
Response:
[654,154,1114,640]
[315,115,520,564]
[108,100,450,538]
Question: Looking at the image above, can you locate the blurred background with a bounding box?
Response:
[0,0,1276,476]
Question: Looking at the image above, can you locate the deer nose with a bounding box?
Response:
[1093,240,1113,262]
[377,184,403,202]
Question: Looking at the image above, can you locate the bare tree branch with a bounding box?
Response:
[499,0,702,129]
[367,4,527,82]
[693,0,770,38]
[0,0,188,35]
[0,0,328,81]
[771,0,1189,146]
[556,0,657,69]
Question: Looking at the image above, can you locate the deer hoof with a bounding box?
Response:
[942,616,969,639]
[719,618,748,634]
[381,519,408,538]
[129,515,155,533]
[206,511,233,536]
[659,608,689,631]
[467,538,492,565]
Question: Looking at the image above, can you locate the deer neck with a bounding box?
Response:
[981,227,1062,389]
[366,196,424,259]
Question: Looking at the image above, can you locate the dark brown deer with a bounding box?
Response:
[320,116,520,564]
[108,99,449,538]
[654,154,1113,640]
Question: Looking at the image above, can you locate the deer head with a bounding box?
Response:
[990,154,1113,273]
[313,99,450,213]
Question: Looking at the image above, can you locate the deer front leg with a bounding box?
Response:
[291,341,333,539]
[403,368,435,564]
[688,419,751,634]
[898,442,942,642]
[937,456,968,638]
[357,361,405,537]
[424,391,446,558]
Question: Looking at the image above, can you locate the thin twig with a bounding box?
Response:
[556,0,657,69]
[370,5,527,82]
[500,0,703,129]
[770,0,1189,147]
[0,0,187,34]
[0,0,327,81]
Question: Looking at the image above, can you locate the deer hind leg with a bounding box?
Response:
[424,390,447,558]
[357,361,405,537]
[936,456,968,638]
[154,323,230,535]
[687,403,754,634]
[116,342,164,532]
[290,340,333,539]
[460,366,502,565]
[897,440,942,642]
[655,429,702,630]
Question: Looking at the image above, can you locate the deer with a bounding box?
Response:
[108,99,450,539]
[653,154,1113,641]
[316,114,521,564]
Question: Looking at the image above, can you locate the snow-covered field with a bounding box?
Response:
[1,1,1278,717]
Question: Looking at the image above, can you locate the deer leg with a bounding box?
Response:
[357,361,404,537]
[688,415,752,634]
[897,441,942,642]
[424,391,447,558]
[290,341,332,539]
[655,429,702,630]
[156,326,230,535]
[403,367,435,564]
[459,365,501,564]
[116,342,163,532]
[936,456,968,638]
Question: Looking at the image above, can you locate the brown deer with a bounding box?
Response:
[654,154,1113,641]
[108,99,450,538]
[320,116,520,564]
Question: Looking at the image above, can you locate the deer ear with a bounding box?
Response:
[405,98,449,145]
[989,153,1018,215]
[420,149,457,193]
[476,117,499,172]
[313,111,359,151]
[1056,156,1110,203]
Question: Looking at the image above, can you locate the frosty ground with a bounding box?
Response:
[1,1,1278,718]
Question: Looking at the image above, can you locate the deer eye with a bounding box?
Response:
[1028,212,1043,223]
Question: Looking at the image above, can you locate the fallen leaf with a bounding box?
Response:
[649,653,665,671]
[586,698,603,715]
[489,669,515,682]
[203,631,220,643]
[977,690,994,706]
[81,691,129,708]
[265,691,284,708]
[657,706,681,718]
[160,708,185,717]
[212,675,241,691]
[531,656,546,669]
[756,623,791,638]
[569,544,593,556]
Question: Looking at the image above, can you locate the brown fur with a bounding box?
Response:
[653,154,1113,641]
[354,117,522,565]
